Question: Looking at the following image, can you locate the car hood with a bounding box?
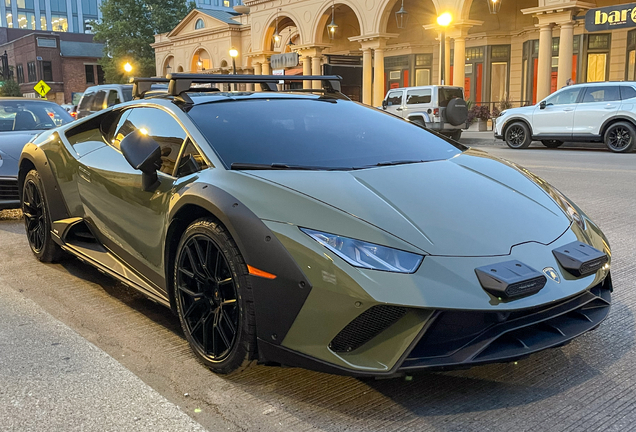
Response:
[0,131,39,161]
[245,149,570,257]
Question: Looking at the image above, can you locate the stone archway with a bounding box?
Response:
[313,0,364,46]
[262,13,302,53]
[190,47,212,72]
[162,55,174,76]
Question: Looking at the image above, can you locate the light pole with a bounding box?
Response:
[437,12,452,85]
[229,48,238,91]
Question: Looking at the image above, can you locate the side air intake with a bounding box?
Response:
[329,305,407,353]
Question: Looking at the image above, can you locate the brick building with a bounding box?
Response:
[0,27,103,104]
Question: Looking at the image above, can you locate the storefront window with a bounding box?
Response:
[627,30,636,81]
[415,69,430,86]
[51,14,68,31]
[490,62,508,102]
[586,34,610,83]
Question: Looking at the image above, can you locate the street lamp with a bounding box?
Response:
[436,12,452,85]
[229,47,238,91]
[395,0,409,29]
[273,8,282,49]
[327,1,338,40]
[123,62,133,73]
[487,0,502,14]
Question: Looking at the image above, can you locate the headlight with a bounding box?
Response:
[552,189,586,231]
[300,228,424,273]
[499,110,507,117]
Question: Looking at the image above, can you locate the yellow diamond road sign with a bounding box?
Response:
[34,80,51,97]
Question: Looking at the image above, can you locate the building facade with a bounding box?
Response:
[153,0,636,108]
[1,27,103,103]
[1,0,102,33]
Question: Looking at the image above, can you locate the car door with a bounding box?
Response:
[384,90,405,116]
[77,106,187,290]
[572,85,621,137]
[106,89,121,108]
[402,88,432,119]
[531,86,582,137]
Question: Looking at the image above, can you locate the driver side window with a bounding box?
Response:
[112,107,187,176]
[545,87,581,106]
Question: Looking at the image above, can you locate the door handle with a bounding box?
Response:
[396,107,403,111]
[563,108,574,112]
[604,105,616,109]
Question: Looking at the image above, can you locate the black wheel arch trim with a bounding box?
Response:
[502,117,533,138]
[167,182,313,346]
[18,143,70,222]
[600,116,636,137]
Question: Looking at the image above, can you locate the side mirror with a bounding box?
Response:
[120,130,162,191]
[539,101,546,109]
[382,100,388,110]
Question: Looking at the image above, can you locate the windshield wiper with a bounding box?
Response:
[354,160,426,169]
[231,162,337,170]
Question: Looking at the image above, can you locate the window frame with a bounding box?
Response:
[579,85,621,104]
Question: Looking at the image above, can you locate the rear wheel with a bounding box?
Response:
[541,140,563,148]
[450,130,462,141]
[22,169,64,262]
[505,122,532,149]
[174,218,256,374]
[604,121,636,153]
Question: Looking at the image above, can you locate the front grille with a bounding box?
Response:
[0,179,19,201]
[329,305,407,353]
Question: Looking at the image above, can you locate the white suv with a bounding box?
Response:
[495,82,636,153]
[380,85,468,140]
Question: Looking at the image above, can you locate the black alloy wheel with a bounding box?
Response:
[174,218,256,374]
[604,122,636,153]
[541,140,563,148]
[22,169,63,262]
[505,122,532,149]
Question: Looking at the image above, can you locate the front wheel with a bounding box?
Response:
[505,122,532,149]
[22,169,64,262]
[174,218,256,374]
[604,122,636,153]
[541,140,563,148]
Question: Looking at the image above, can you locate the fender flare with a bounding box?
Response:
[18,141,70,222]
[501,117,533,138]
[406,112,432,124]
[599,116,636,137]
[167,182,312,347]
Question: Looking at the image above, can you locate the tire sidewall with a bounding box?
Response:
[173,219,253,373]
[604,122,636,153]
[23,170,58,262]
[505,122,531,149]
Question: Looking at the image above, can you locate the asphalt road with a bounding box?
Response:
[1,145,635,432]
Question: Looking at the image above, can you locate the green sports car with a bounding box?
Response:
[18,74,612,377]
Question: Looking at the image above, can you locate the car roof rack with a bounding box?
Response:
[130,74,345,103]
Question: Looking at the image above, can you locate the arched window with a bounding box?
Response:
[221,60,228,67]
[195,19,205,29]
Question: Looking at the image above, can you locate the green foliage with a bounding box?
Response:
[93,0,194,83]
[0,79,22,97]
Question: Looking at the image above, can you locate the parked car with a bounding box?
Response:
[0,97,72,210]
[60,103,78,119]
[495,82,636,152]
[19,74,612,377]
[380,85,468,140]
[77,83,168,119]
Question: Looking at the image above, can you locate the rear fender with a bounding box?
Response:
[407,112,432,124]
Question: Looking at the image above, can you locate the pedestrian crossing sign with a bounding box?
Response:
[34,80,51,97]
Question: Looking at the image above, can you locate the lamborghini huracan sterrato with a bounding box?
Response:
[18,75,612,377]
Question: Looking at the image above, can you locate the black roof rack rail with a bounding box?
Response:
[165,73,343,95]
[130,77,170,99]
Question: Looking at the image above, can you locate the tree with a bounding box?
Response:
[93,0,193,83]
[0,79,22,97]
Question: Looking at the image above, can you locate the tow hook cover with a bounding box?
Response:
[475,260,547,299]
[552,241,608,277]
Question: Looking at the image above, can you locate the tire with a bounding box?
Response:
[504,122,532,149]
[174,218,256,374]
[445,98,468,126]
[541,140,563,148]
[604,121,636,153]
[22,169,64,263]
[450,130,462,141]
[410,117,425,127]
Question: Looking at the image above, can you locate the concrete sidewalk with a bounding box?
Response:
[0,275,207,432]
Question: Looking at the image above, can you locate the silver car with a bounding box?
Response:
[0,98,73,210]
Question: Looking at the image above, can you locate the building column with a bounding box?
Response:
[373,47,385,107]
[311,52,322,89]
[557,22,574,89]
[444,36,451,85]
[536,23,554,101]
[302,55,312,89]
[253,62,262,91]
[453,36,466,90]
[0,0,7,28]
[362,48,373,105]
[262,60,270,75]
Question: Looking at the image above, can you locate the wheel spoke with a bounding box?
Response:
[183,298,203,318]
[221,298,236,306]
[192,239,212,279]
[185,244,207,279]
[178,284,204,299]
[219,307,236,337]
[217,277,233,286]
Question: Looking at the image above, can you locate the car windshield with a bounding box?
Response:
[0,100,72,132]
[188,98,463,170]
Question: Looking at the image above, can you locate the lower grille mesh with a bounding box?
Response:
[329,305,407,353]
[0,179,19,201]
